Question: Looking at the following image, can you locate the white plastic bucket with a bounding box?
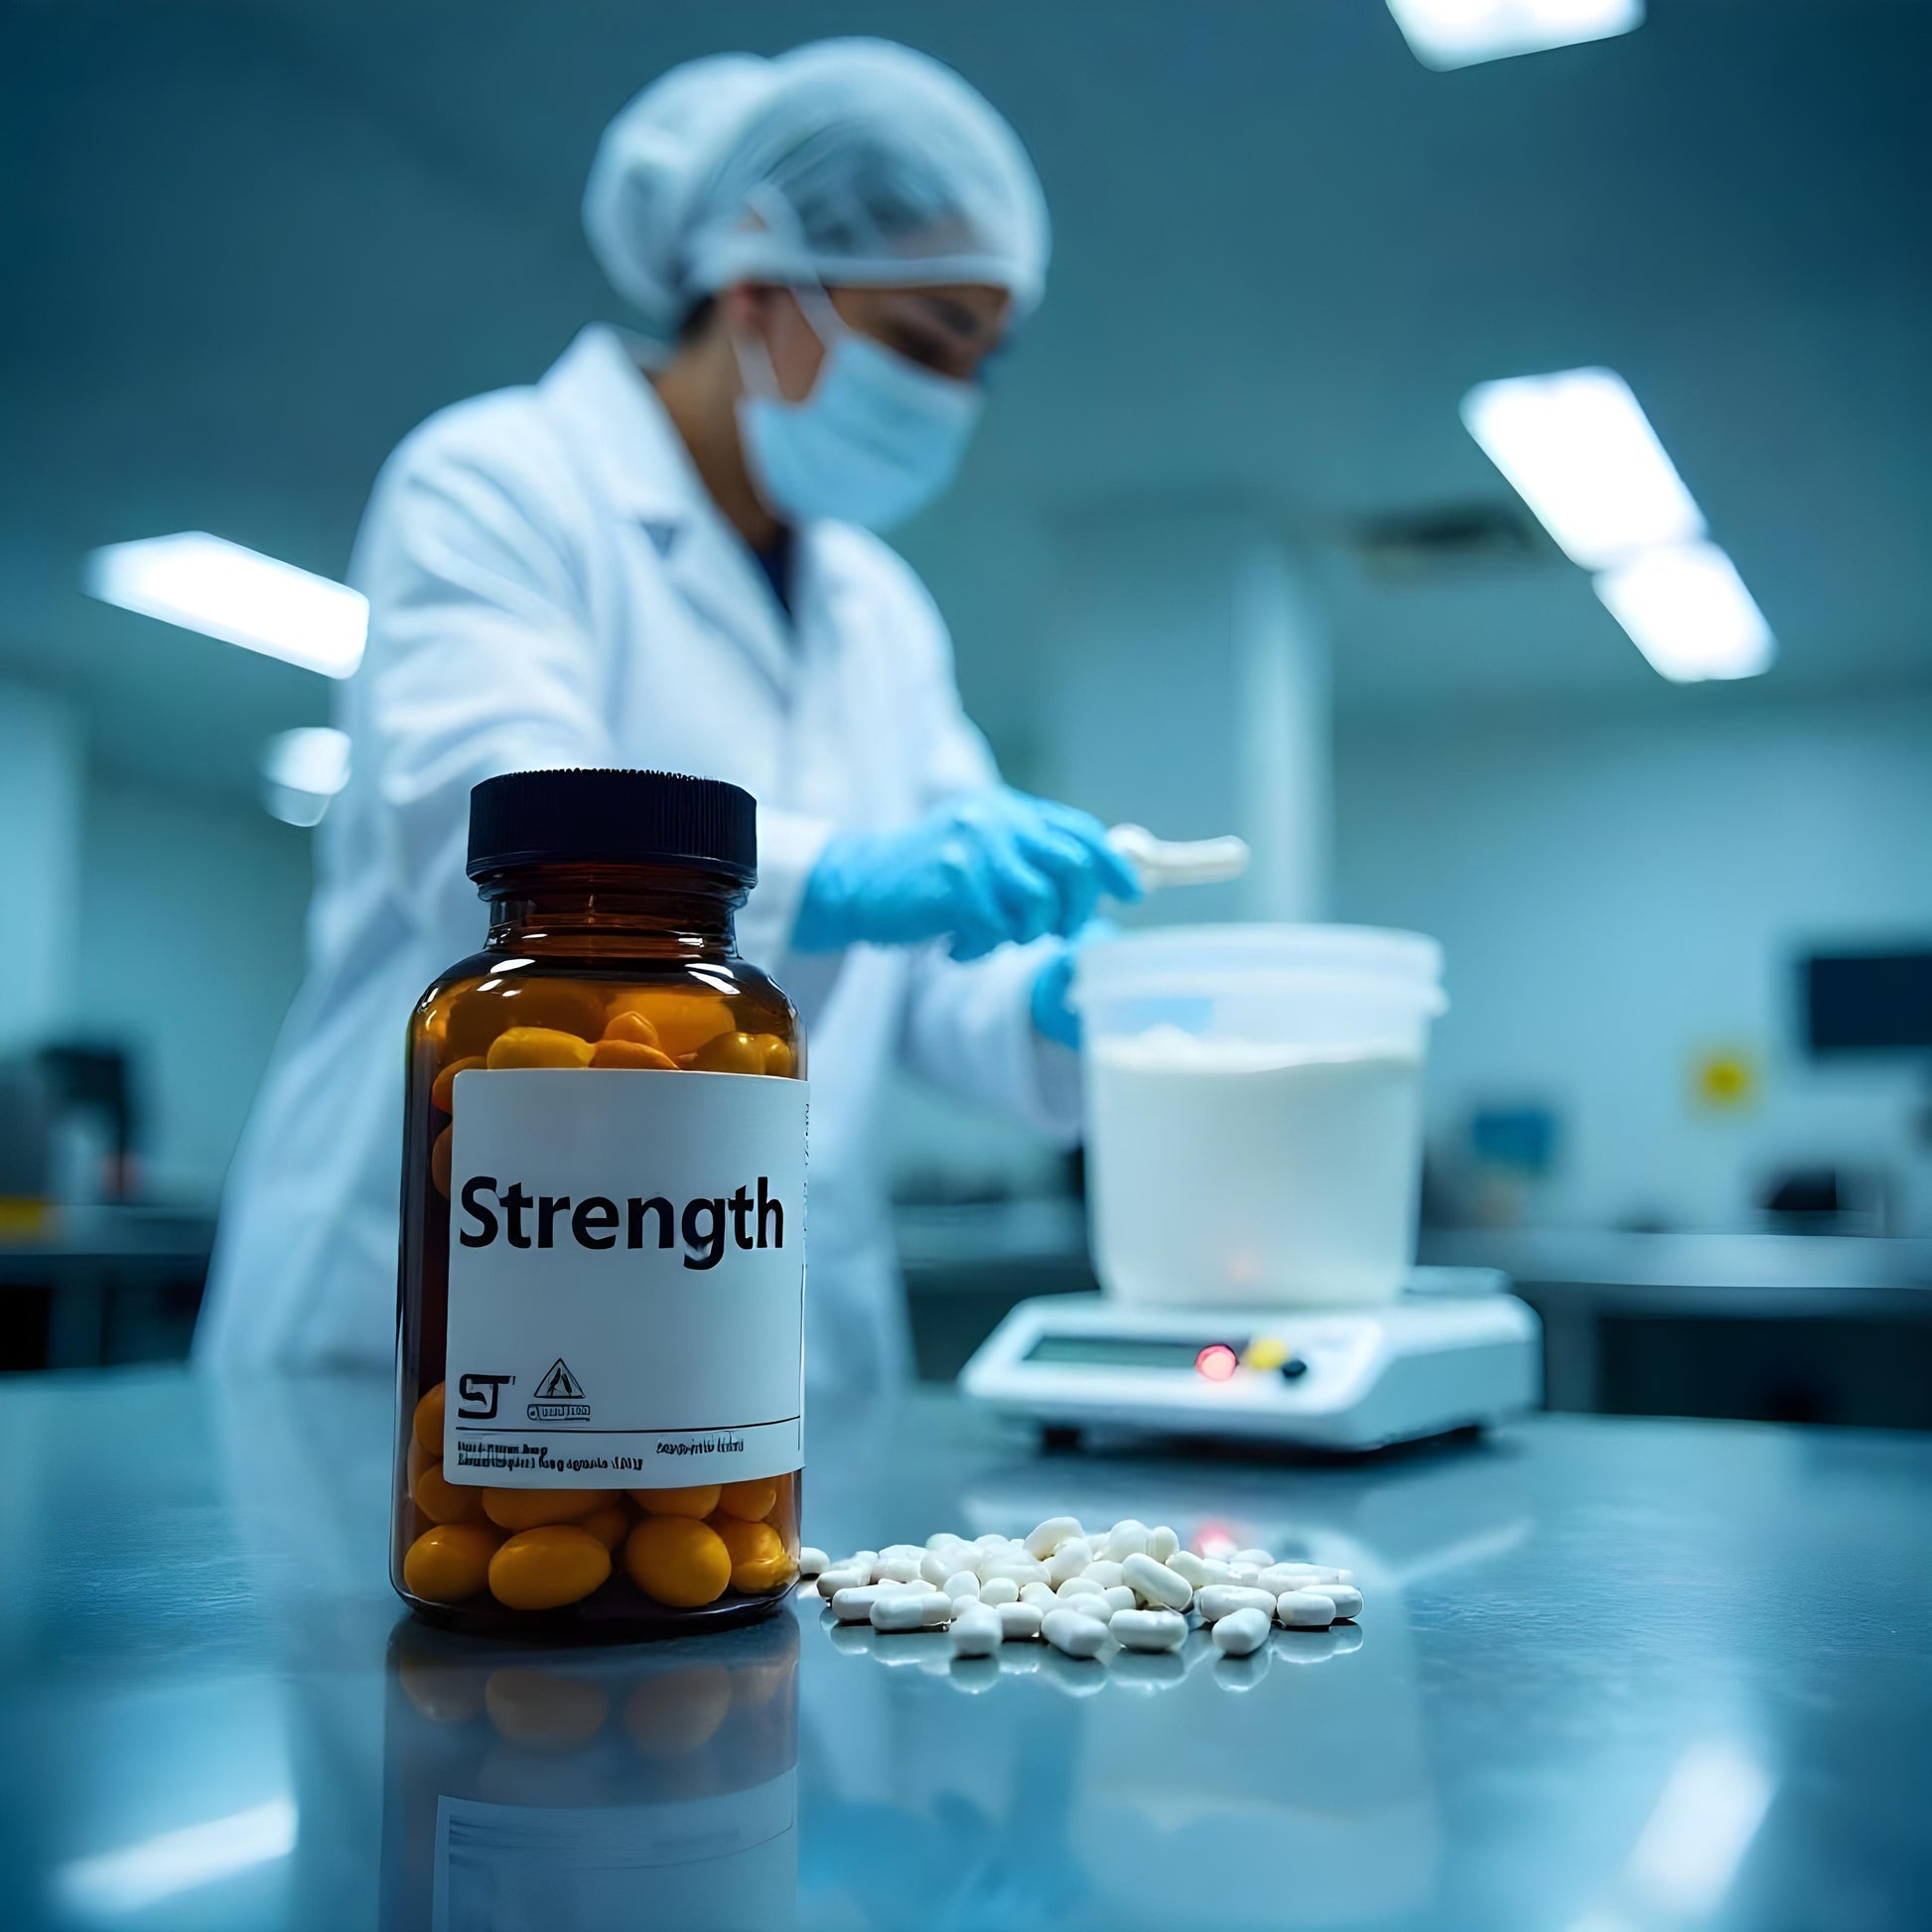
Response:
[1075,925,1447,1308]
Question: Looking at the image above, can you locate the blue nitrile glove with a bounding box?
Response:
[794,788,1143,962]
[1030,920,1117,1049]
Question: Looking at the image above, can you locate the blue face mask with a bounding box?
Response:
[734,291,983,532]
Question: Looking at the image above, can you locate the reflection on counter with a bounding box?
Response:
[382,1615,798,1930]
[784,1468,1539,1930]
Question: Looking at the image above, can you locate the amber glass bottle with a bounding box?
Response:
[392,769,806,1640]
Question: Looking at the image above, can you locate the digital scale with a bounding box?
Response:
[960,1268,1541,1451]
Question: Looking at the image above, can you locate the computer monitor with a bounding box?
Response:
[1801,949,1932,1055]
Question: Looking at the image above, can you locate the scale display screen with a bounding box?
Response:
[1023,1334,1238,1371]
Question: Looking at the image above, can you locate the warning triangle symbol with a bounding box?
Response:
[536,1358,586,1400]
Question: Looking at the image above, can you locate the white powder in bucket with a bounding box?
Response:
[1085,1026,1424,1307]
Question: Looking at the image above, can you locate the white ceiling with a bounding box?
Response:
[2,0,1928,803]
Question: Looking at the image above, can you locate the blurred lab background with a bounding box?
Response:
[2,0,1928,1422]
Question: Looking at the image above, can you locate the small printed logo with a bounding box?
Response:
[529,1357,591,1422]
[456,1372,513,1421]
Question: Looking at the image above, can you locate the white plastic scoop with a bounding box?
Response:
[1106,823,1251,893]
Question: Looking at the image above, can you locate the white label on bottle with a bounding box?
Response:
[441,1068,806,1487]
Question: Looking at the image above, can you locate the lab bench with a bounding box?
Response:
[1422,1228,1932,1427]
[900,1205,1932,1427]
[0,1204,215,1370]
[1,1363,1926,1930]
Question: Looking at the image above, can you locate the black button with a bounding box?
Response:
[1279,1357,1310,1381]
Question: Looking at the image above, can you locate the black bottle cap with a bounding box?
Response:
[466,769,758,884]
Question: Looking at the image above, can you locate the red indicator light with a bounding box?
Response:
[1194,1343,1239,1383]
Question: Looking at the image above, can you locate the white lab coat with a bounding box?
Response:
[197,324,1078,1396]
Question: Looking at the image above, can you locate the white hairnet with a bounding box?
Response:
[583,39,1049,336]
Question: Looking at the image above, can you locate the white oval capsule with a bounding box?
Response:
[875,1555,922,1584]
[1257,1563,1319,1594]
[798,1547,829,1578]
[868,1592,924,1631]
[949,1606,1003,1658]
[1102,1519,1151,1561]
[1121,1553,1192,1611]
[1041,1608,1111,1659]
[875,1590,953,1632]
[1020,1582,1058,1610]
[1146,1525,1179,1564]
[1226,1564,1261,1587]
[1055,1575,1105,1599]
[1169,1552,1231,1589]
[942,1571,981,1602]
[980,1558,1046,1587]
[1212,1606,1271,1656]
[1196,1585,1280,1622]
[1025,1517,1083,1559]
[1110,1607,1187,1652]
[997,1601,1043,1642]
[918,1550,956,1586]
[1045,1539,1092,1586]
[832,1586,887,1622]
[1082,1560,1125,1590]
[979,1577,1020,1606]
[1277,1589,1338,1627]
[879,1542,923,1562]
[925,1530,968,1552]
[818,1565,868,1596]
[1099,1586,1136,1616]
[1320,1583,1365,1620]
[1231,1547,1275,1568]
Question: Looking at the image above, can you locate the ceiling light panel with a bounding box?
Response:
[1461,367,1705,570]
[1593,541,1775,682]
[1388,0,1644,70]
[86,533,367,678]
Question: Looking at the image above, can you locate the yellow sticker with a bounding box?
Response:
[1691,1047,1759,1111]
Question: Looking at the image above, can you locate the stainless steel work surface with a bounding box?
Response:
[1,1367,1927,1930]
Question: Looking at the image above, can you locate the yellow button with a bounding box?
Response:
[1243,1336,1289,1372]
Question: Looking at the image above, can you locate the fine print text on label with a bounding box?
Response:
[442,1068,807,1487]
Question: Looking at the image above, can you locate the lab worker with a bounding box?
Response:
[197,39,1139,1397]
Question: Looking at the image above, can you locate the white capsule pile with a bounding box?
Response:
[800,1518,1364,1683]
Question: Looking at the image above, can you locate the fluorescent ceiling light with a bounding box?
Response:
[1594,541,1775,682]
[262,727,352,827]
[86,532,367,678]
[1461,367,1704,569]
[1388,0,1643,69]
[56,1797,297,1915]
